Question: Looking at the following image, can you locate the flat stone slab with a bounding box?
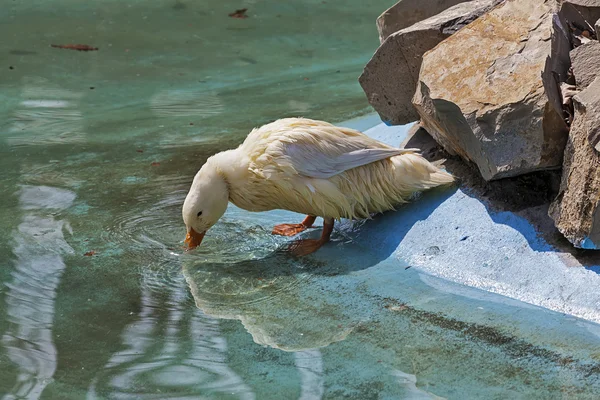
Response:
[356,118,600,323]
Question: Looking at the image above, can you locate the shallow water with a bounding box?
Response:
[1,1,600,399]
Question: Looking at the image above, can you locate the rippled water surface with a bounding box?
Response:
[2,1,600,399]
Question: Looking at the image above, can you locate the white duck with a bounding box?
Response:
[182,118,453,256]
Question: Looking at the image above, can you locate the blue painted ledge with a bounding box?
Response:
[335,115,600,323]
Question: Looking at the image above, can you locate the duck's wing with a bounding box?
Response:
[249,118,418,179]
[284,143,414,179]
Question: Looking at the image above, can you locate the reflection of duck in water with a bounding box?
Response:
[182,118,453,255]
[182,254,356,352]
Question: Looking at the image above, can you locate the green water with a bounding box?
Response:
[1,1,600,399]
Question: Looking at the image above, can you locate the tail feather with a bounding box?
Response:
[393,153,454,192]
[428,169,455,186]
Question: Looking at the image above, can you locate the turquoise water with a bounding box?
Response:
[1,1,600,399]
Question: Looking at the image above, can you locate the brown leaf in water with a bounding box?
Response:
[51,44,99,51]
[136,149,144,153]
[229,8,248,19]
[84,251,96,256]
[151,162,160,166]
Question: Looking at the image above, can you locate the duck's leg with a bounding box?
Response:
[288,217,334,256]
[272,215,316,236]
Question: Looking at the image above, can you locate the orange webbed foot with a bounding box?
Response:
[272,215,316,237]
[272,223,310,237]
[288,239,324,256]
[286,217,334,256]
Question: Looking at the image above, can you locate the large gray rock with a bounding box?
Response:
[571,40,600,89]
[542,13,572,120]
[412,0,569,181]
[360,0,500,126]
[376,0,469,42]
[563,0,600,28]
[549,77,600,249]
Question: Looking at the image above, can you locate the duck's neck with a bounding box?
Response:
[205,149,248,190]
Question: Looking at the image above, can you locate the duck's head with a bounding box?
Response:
[182,164,229,250]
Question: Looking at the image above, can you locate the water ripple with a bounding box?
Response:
[150,89,224,118]
[102,192,186,253]
[5,76,85,147]
[19,163,84,189]
[184,252,315,306]
[101,180,295,296]
[87,282,256,400]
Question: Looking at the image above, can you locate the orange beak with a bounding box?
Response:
[184,228,205,250]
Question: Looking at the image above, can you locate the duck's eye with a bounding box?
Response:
[197,211,203,217]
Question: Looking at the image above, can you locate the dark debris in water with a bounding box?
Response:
[172,1,186,10]
[9,49,37,55]
[239,56,257,64]
[84,250,96,256]
[229,8,248,19]
[51,44,99,51]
